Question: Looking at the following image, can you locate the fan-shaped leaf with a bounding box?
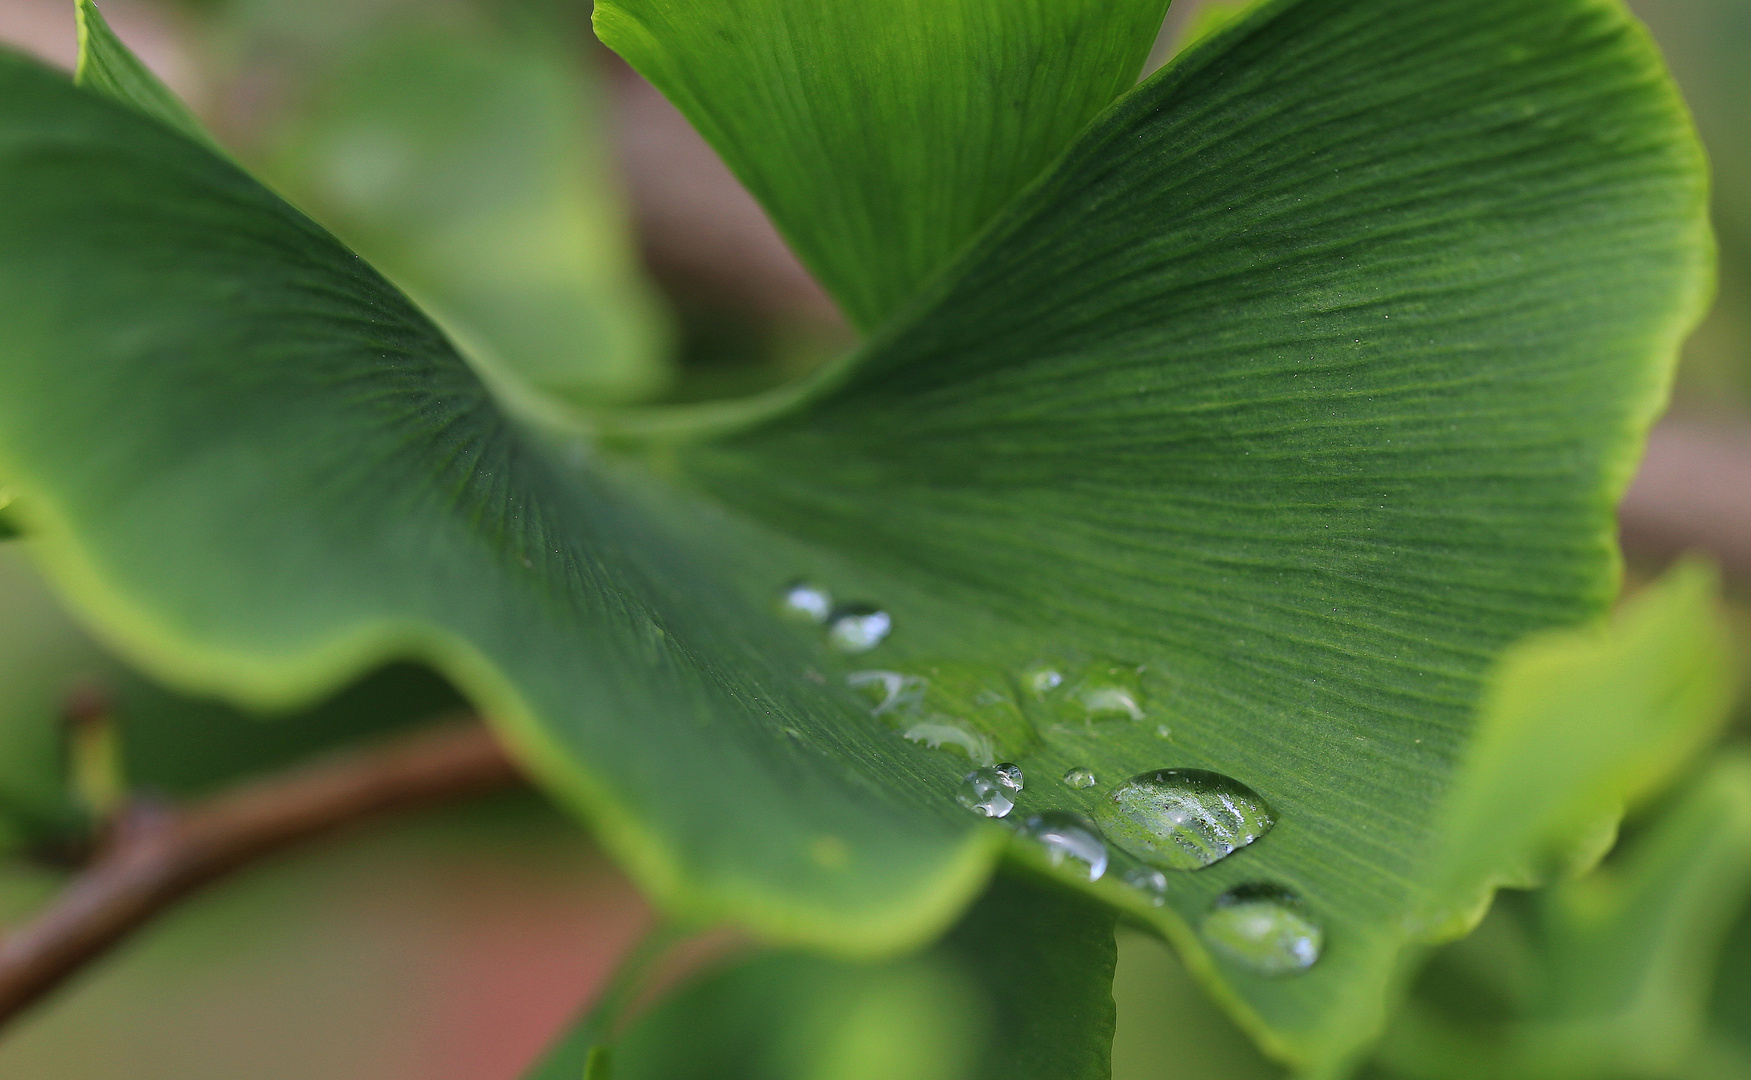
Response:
[0,0,1710,1069]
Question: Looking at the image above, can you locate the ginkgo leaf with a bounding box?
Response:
[593,0,1171,329]
[0,0,1710,1070]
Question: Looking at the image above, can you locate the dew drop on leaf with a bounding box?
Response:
[1094,769,1274,871]
[957,763,1024,818]
[1202,884,1323,975]
[1069,663,1145,721]
[779,580,832,623]
[1020,663,1064,694]
[1122,866,1168,907]
[901,719,994,766]
[826,604,891,653]
[846,669,926,715]
[1063,766,1097,789]
[1022,811,1108,882]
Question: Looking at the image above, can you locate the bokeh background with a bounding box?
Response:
[0,1,1744,1077]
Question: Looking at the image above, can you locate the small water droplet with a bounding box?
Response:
[1022,812,1108,882]
[1155,725,1173,740]
[1094,769,1274,871]
[1063,767,1097,789]
[1021,664,1064,695]
[1202,884,1322,975]
[1071,663,1145,721]
[780,581,832,623]
[1122,866,1168,907]
[847,670,926,715]
[827,605,891,653]
[957,763,1024,818]
[902,720,994,766]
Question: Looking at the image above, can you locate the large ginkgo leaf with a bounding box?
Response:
[0,0,1709,1070]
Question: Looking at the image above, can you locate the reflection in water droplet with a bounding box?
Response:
[1021,664,1064,695]
[827,605,892,653]
[1202,884,1323,975]
[1094,769,1274,871]
[780,581,832,623]
[1023,812,1108,882]
[847,670,926,715]
[1123,866,1169,907]
[903,720,994,766]
[1063,767,1097,789]
[957,763,1024,818]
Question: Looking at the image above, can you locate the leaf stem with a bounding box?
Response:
[0,717,521,1029]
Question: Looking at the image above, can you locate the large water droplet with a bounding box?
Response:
[1063,767,1097,789]
[1094,769,1274,871]
[957,763,1024,818]
[827,605,892,653]
[902,719,994,766]
[780,581,832,624]
[1202,884,1322,975]
[1123,866,1169,907]
[1022,812,1108,882]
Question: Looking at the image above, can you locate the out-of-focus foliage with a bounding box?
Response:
[208,0,673,406]
[526,871,1117,1080]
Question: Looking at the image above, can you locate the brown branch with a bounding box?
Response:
[0,718,521,1028]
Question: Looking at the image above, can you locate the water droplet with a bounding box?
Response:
[1155,725,1173,740]
[902,719,994,766]
[780,581,832,624]
[1021,664,1064,695]
[827,605,891,653]
[1021,657,1148,728]
[957,763,1024,818]
[1063,767,1097,789]
[1202,884,1322,975]
[847,670,927,715]
[1070,663,1145,721]
[1094,769,1274,871]
[1022,812,1108,882]
[1123,866,1168,907]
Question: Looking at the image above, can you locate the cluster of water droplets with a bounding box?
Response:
[781,581,892,654]
[773,582,1321,973]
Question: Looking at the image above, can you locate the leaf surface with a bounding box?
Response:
[0,0,1710,1069]
[524,870,1118,1080]
[592,0,1170,329]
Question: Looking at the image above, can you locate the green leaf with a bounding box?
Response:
[244,10,672,406]
[0,0,1709,1070]
[0,542,113,843]
[592,0,1171,330]
[1424,563,1737,926]
[73,0,218,153]
[525,870,1117,1080]
[1372,749,1751,1080]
